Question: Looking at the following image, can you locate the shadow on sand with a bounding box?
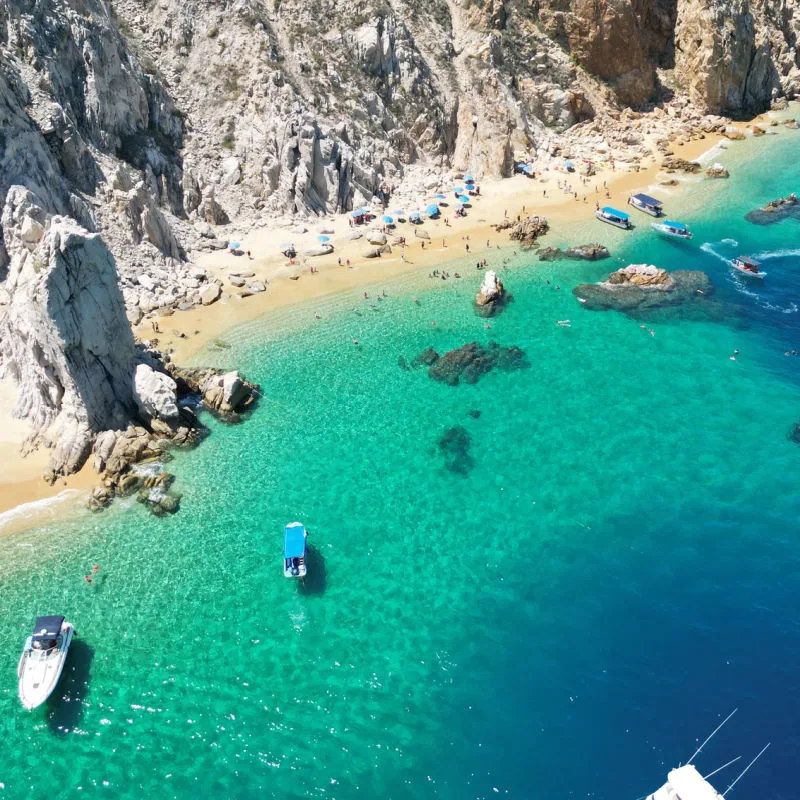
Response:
[299,545,328,596]
[47,637,94,736]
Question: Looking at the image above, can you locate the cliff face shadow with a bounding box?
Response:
[46,637,94,736]
[299,545,327,596]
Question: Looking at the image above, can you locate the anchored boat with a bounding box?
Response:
[595,206,632,230]
[646,709,770,800]
[628,193,664,216]
[283,521,308,578]
[651,220,693,240]
[18,615,74,710]
[731,256,765,278]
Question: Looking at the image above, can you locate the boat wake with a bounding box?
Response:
[720,238,739,247]
[701,242,799,314]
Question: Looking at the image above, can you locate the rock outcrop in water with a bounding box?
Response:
[437,425,473,475]
[745,194,800,224]
[474,271,508,317]
[574,266,713,311]
[415,341,528,386]
[539,243,610,261]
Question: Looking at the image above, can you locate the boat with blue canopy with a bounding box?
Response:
[283,522,308,578]
[651,220,693,240]
[628,193,663,216]
[595,207,631,230]
[18,615,74,710]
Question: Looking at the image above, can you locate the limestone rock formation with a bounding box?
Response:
[0,215,138,476]
[474,271,508,317]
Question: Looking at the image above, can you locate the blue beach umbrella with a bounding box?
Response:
[409,211,422,220]
[393,208,404,216]
[317,235,330,242]
[434,193,446,200]
[457,195,470,203]
[351,210,362,218]
[382,215,394,224]
[452,186,464,194]
[463,174,474,182]
[426,203,440,216]
[228,241,241,249]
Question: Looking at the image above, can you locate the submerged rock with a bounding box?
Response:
[574,268,713,312]
[416,341,528,386]
[538,243,610,262]
[745,193,800,224]
[474,271,509,317]
[437,425,473,475]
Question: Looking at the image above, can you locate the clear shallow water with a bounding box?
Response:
[2,125,800,798]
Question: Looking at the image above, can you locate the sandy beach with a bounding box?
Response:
[0,128,734,525]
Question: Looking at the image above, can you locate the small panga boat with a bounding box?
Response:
[18,615,74,710]
[595,207,632,230]
[283,522,308,578]
[628,193,663,216]
[731,256,765,278]
[651,220,693,240]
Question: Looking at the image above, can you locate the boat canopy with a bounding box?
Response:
[737,256,759,267]
[283,523,307,558]
[602,207,629,219]
[664,220,686,230]
[32,615,64,642]
[632,193,663,209]
[665,765,723,800]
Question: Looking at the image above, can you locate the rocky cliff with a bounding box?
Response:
[1,0,799,475]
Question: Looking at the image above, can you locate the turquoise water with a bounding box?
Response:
[2,124,800,798]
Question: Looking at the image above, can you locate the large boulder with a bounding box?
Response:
[199,371,254,415]
[133,363,179,422]
[474,271,508,317]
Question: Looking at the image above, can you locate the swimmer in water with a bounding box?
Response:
[649,329,655,336]
[353,338,360,346]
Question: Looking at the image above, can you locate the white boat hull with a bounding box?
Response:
[651,223,692,240]
[629,201,661,217]
[18,623,74,710]
[595,211,630,230]
[732,264,765,278]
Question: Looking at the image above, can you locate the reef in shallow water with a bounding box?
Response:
[413,341,529,386]
[437,425,473,475]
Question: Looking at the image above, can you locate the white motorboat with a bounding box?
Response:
[731,256,765,278]
[651,220,693,240]
[646,709,770,800]
[283,521,308,578]
[628,193,664,216]
[18,615,74,710]
[595,207,632,230]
